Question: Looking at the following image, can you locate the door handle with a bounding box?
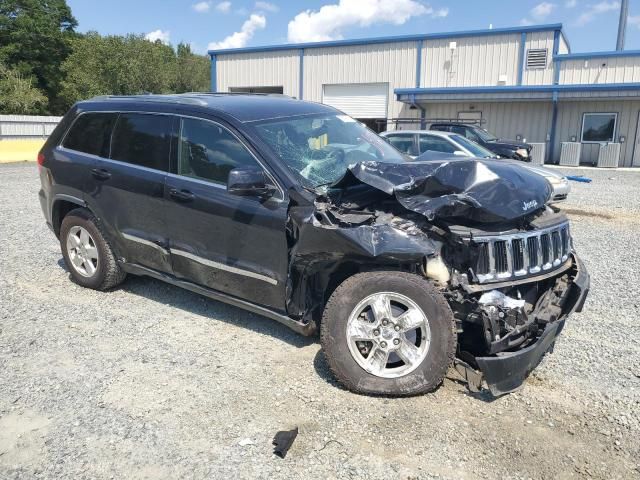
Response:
[169,188,196,202]
[91,168,111,180]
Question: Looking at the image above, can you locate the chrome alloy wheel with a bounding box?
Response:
[346,292,431,379]
[66,226,99,278]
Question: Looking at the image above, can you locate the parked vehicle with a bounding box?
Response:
[429,122,532,161]
[380,130,570,203]
[38,94,589,396]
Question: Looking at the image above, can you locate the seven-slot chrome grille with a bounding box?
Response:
[473,222,571,283]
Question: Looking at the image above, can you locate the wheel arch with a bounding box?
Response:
[51,195,88,238]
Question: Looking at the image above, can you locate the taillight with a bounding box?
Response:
[37,152,45,169]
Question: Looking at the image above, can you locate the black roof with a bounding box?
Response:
[80,93,337,123]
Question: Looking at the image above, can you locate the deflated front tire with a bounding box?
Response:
[320,271,456,396]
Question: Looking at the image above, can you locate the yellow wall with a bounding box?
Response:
[0,139,45,163]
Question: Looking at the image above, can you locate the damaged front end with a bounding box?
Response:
[445,222,590,396]
[286,158,589,396]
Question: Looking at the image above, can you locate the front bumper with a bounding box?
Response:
[463,255,590,396]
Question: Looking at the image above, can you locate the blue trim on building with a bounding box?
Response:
[208,23,564,55]
[517,32,526,85]
[394,83,640,97]
[552,29,561,85]
[210,54,217,92]
[555,49,640,60]
[298,49,304,100]
[415,40,423,88]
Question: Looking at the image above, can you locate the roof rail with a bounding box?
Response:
[378,117,486,129]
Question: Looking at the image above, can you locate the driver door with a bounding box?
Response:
[163,116,289,311]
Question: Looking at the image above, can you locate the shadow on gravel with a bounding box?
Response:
[56,257,316,349]
[313,349,347,392]
[122,275,317,349]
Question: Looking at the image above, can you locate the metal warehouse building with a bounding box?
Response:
[208,23,640,167]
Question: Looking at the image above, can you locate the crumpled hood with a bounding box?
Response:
[332,158,552,224]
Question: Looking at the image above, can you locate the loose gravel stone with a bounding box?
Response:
[0,163,638,479]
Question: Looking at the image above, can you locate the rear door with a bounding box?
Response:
[55,112,117,204]
[164,116,289,310]
[86,112,174,273]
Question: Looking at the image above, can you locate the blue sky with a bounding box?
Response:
[66,0,637,54]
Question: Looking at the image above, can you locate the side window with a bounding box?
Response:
[450,126,466,136]
[386,135,416,155]
[178,117,260,184]
[63,112,117,157]
[464,128,481,142]
[110,113,172,171]
[419,135,457,154]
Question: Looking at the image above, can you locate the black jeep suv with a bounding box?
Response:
[38,94,589,396]
[430,123,532,161]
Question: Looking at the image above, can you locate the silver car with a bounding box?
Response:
[380,130,570,203]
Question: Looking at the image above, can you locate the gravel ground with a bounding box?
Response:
[1,163,639,480]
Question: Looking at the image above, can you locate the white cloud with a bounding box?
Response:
[255,1,278,12]
[145,29,170,44]
[287,0,444,43]
[208,14,266,50]
[566,0,577,7]
[531,2,556,19]
[520,2,556,25]
[193,1,211,12]
[216,1,232,13]
[574,1,620,26]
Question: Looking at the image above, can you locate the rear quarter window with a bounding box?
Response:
[62,112,118,157]
[110,113,173,171]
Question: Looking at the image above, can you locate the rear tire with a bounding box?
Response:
[60,208,126,290]
[320,271,456,396]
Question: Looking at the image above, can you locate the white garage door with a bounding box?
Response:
[322,83,388,119]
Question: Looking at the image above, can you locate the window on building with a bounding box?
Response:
[178,117,260,184]
[581,113,617,143]
[110,113,172,171]
[526,49,548,69]
[63,112,118,157]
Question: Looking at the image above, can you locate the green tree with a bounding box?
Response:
[0,0,77,114]
[0,63,47,114]
[173,43,210,93]
[60,34,211,108]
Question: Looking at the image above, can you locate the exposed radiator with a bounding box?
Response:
[529,143,546,165]
[559,142,581,166]
[473,222,571,284]
[597,143,620,168]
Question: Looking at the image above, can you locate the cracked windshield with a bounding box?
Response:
[254,114,405,188]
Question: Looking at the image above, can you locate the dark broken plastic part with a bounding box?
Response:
[272,427,298,458]
[333,159,553,224]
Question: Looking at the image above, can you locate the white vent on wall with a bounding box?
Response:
[526,49,548,69]
[498,74,508,85]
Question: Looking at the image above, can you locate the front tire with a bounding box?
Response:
[320,271,456,396]
[60,208,126,291]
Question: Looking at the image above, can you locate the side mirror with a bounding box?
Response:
[227,166,276,199]
[453,150,467,157]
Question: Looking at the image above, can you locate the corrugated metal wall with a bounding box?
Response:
[522,31,555,85]
[302,42,417,120]
[0,115,61,139]
[553,99,640,167]
[216,50,300,98]
[422,34,521,87]
[399,101,553,143]
[559,56,640,84]
[558,34,569,55]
